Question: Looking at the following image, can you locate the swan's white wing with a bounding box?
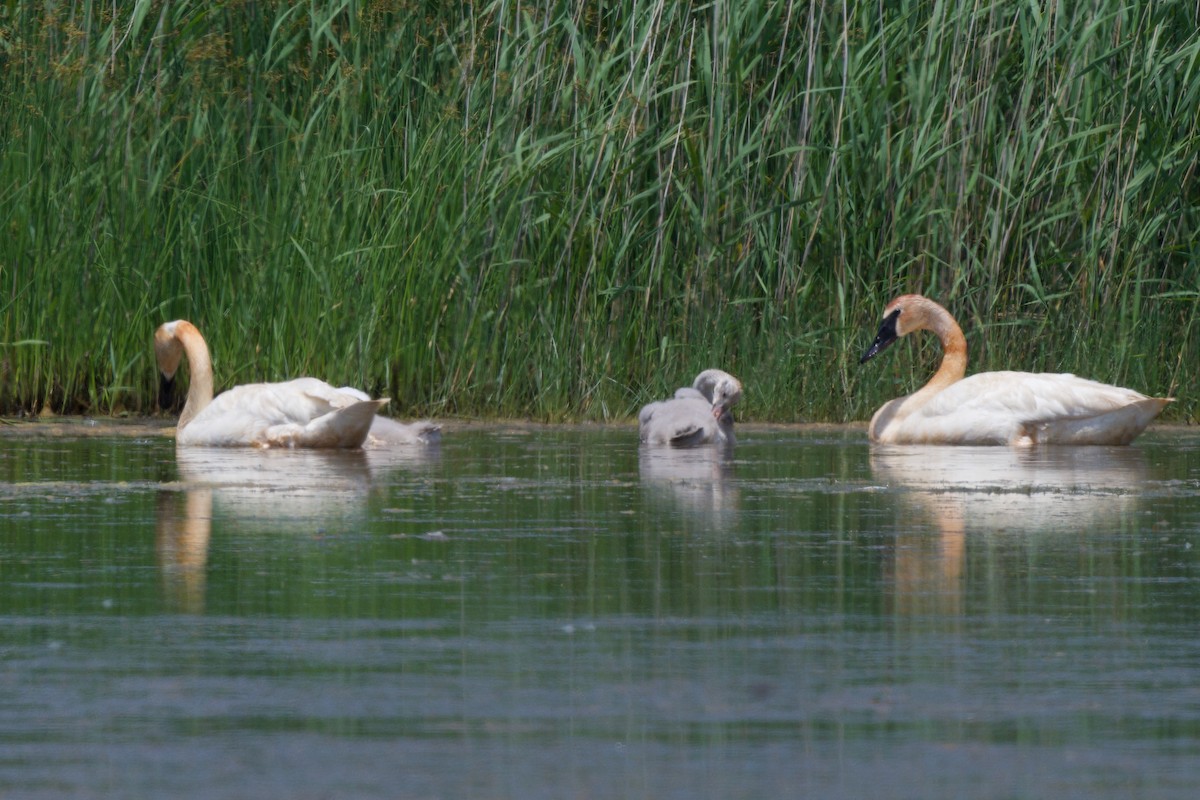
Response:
[922,372,1149,421]
[209,379,360,421]
[336,386,373,402]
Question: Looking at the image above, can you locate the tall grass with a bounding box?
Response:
[1,0,1197,422]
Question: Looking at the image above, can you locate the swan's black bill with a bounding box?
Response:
[859,308,901,364]
[158,374,176,411]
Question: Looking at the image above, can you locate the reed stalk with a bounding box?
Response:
[1,0,1196,421]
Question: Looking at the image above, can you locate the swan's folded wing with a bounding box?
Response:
[1017,374,1154,423]
[291,378,374,410]
[336,386,373,403]
[925,372,1150,422]
[229,378,377,423]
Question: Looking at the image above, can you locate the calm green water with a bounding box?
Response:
[1,423,1198,799]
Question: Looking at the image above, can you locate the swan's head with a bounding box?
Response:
[154,321,186,380]
[859,294,935,364]
[694,369,743,420]
[155,319,212,414]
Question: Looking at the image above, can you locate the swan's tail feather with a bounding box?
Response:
[265,398,388,448]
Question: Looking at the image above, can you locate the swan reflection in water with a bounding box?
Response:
[156,444,441,612]
[638,443,739,527]
[870,444,1151,617]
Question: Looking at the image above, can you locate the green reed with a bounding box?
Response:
[1,0,1196,421]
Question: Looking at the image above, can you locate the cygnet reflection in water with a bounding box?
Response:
[638,443,739,526]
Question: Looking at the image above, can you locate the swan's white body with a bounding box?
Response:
[155,320,387,448]
[638,369,743,446]
[859,295,1171,446]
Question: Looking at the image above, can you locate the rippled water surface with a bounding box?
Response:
[1,421,1199,799]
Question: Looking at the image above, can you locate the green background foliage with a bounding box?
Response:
[1,0,1197,421]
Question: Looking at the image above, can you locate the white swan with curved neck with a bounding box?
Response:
[155,320,388,448]
[859,294,1171,446]
[638,369,743,446]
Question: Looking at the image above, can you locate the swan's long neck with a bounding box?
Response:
[158,321,214,430]
[865,295,969,442]
[918,298,968,392]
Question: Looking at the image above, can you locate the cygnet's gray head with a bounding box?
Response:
[692,369,743,420]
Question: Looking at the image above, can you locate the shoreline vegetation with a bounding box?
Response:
[2,417,1195,446]
[2,1,1197,423]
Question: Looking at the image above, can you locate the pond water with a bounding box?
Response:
[1,421,1198,799]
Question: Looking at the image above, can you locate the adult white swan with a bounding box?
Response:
[638,369,743,446]
[858,294,1171,446]
[155,319,387,448]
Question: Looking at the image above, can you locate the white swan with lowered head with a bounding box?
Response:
[638,369,743,446]
[858,294,1171,446]
[155,320,388,448]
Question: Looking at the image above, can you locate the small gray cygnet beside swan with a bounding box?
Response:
[638,369,743,446]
